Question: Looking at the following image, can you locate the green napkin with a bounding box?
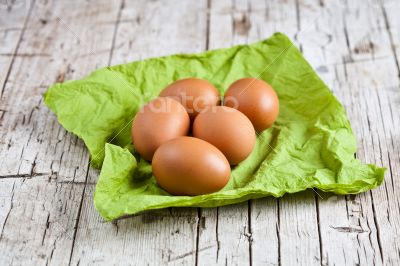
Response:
[45,33,385,221]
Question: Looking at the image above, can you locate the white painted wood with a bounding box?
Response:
[250,198,279,266]
[0,175,84,265]
[342,58,400,265]
[278,192,321,266]
[0,0,399,265]
[295,0,384,265]
[0,0,121,265]
[383,0,400,67]
[197,1,252,265]
[198,204,251,266]
[69,1,209,265]
[110,0,209,64]
[248,0,300,46]
[0,0,121,181]
[69,175,199,265]
[296,0,400,265]
[240,1,323,265]
[0,0,32,93]
[228,10,291,266]
[348,58,400,265]
[376,2,400,264]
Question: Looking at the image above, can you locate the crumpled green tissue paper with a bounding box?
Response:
[44,33,385,221]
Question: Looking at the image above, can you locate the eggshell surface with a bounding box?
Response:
[193,106,256,165]
[131,97,190,161]
[152,136,231,196]
[224,77,279,132]
[160,78,220,120]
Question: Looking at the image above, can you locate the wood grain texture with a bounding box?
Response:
[0,0,121,181]
[247,1,325,265]
[250,198,279,265]
[0,0,32,97]
[0,0,121,265]
[0,0,399,265]
[296,0,400,265]
[197,1,252,265]
[296,1,385,265]
[0,175,84,265]
[70,175,198,265]
[69,1,209,265]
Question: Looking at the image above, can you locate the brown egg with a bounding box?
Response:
[224,77,279,132]
[131,97,190,161]
[152,136,231,196]
[193,106,256,165]
[159,78,220,120]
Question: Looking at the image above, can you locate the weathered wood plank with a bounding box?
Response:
[0,176,84,265]
[198,204,251,266]
[383,0,400,71]
[296,0,385,263]
[198,1,324,265]
[69,176,199,265]
[377,3,400,264]
[69,1,209,265]
[0,0,121,265]
[0,1,32,96]
[197,1,252,265]
[243,0,322,265]
[350,58,400,264]
[109,0,209,64]
[250,198,279,265]
[279,192,321,266]
[344,58,400,265]
[0,0,121,181]
[297,0,400,265]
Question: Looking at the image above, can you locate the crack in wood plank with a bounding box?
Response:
[0,52,51,57]
[277,198,281,266]
[315,194,323,266]
[0,172,50,179]
[67,166,90,266]
[0,0,35,98]
[380,2,400,78]
[195,208,202,266]
[107,0,124,67]
[170,245,215,263]
[0,182,15,240]
[247,200,253,266]
[0,0,126,264]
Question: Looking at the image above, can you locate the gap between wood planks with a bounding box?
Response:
[0,2,35,99]
[67,1,126,265]
[195,0,211,264]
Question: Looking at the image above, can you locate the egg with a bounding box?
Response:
[224,77,279,132]
[131,97,190,161]
[159,78,220,120]
[193,106,256,165]
[152,136,231,196]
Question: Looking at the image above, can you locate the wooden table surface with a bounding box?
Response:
[1,0,399,265]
